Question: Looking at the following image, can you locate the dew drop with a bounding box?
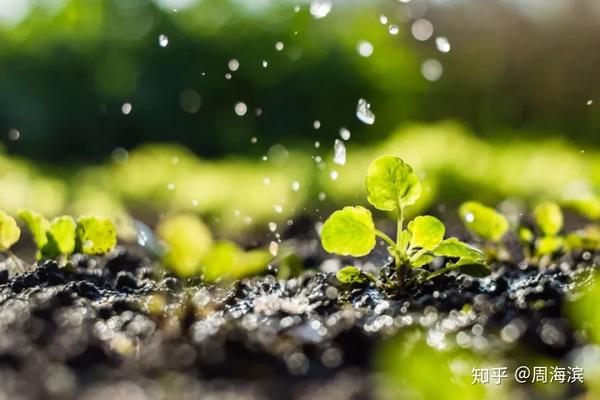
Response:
[309,0,332,19]
[356,98,375,125]
[333,139,346,165]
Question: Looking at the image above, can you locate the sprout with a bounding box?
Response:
[321,155,488,288]
[0,211,20,252]
[75,216,117,255]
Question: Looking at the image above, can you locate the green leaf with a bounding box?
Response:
[43,216,76,257]
[202,240,271,283]
[452,259,491,278]
[459,201,509,242]
[366,155,421,212]
[533,201,563,236]
[565,227,600,251]
[563,198,600,220]
[412,254,435,268]
[535,236,564,256]
[76,216,118,256]
[320,206,376,257]
[0,211,20,251]
[433,238,485,261]
[336,266,374,284]
[156,214,213,277]
[18,209,50,249]
[518,226,534,243]
[408,215,445,251]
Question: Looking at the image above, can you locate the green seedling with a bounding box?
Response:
[321,155,488,288]
[19,210,117,259]
[531,201,564,257]
[458,201,510,260]
[0,210,23,270]
[157,213,272,282]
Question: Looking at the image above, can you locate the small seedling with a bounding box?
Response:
[20,210,117,259]
[157,213,272,282]
[531,201,564,257]
[0,210,23,270]
[458,201,510,260]
[321,155,488,288]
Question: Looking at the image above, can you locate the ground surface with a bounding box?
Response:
[0,244,597,399]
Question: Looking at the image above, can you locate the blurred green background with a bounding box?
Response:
[0,0,599,236]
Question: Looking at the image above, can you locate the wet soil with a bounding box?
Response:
[0,245,597,399]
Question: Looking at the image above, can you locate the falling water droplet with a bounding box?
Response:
[339,127,351,140]
[268,222,277,232]
[274,205,283,213]
[333,139,346,165]
[269,241,279,256]
[234,102,248,116]
[309,0,332,19]
[388,25,399,35]
[294,5,301,12]
[121,102,132,115]
[586,99,594,106]
[314,141,320,148]
[435,37,451,53]
[158,34,169,47]
[263,177,271,186]
[7,129,20,141]
[330,170,339,180]
[313,120,321,129]
[262,60,268,68]
[379,15,388,24]
[225,73,232,80]
[275,41,285,51]
[228,59,240,71]
[291,181,301,191]
[356,98,375,125]
[357,40,373,57]
[251,137,258,144]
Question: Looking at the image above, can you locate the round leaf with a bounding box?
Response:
[533,201,563,236]
[366,155,421,212]
[535,236,564,256]
[44,216,76,256]
[407,215,445,250]
[157,214,213,277]
[18,209,49,249]
[459,201,509,242]
[76,216,118,256]
[0,211,20,251]
[320,206,376,257]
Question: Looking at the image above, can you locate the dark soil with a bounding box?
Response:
[0,245,597,399]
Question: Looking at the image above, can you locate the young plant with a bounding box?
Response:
[458,201,509,260]
[531,201,564,257]
[156,213,272,282]
[0,210,22,270]
[19,210,117,260]
[321,155,489,288]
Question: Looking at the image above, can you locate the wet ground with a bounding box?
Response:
[0,244,597,399]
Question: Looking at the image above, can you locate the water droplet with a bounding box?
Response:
[263,177,271,186]
[158,34,169,47]
[275,41,285,51]
[379,15,388,24]
[121,102,132,115]
[234,102,248,116]
[388,25,399,35]
[339,127,351,140]
[255,107,263,116]
[309,0,332,19]
[179,89,202,113]
[294,5,301,12]
[318,192,327,201]
[228,59,239,71]
[435,36,451,53]
[291,181,301,191]
[357,40,373,57]
[251,137,258,144]
[465,213,475,223]
[421,59,443,81]
[356,98,375,125]
[262,60,268,68]
[262,155,268,161]
[587,99,594,105]
[314,141,320,148]
[8,128,20,141]
[269,241,279,256]
[333,139,346,165]
[112,147,129,164]
[225,73,232,80]
[167,183,176,191]
[314,155,322,163]
[313,120,321,129]
[330,170,338,180]
[268,222,277,232]
[274,205,283,213]
[411,19,434,41]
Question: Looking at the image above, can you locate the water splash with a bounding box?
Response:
[356,98,375,125]
[333,139,346,165]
